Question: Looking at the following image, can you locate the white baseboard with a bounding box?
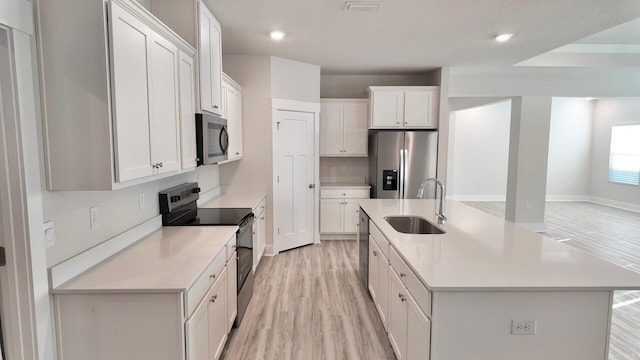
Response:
[49,216,162,289]
[449,195,506,202]
[588,196,640,213]
[545,195,589,201]
[320,234,357,240]
[264,244,276,256]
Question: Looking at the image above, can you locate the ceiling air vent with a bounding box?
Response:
[344,1,380,11]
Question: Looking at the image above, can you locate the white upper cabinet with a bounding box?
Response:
[179,50,198,170]
[38,0,197,190]
[320,99,368,156]
[368,86,440,129]
[221,74,244,163]
[198,3,223,116]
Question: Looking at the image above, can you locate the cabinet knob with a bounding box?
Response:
[373,250,378,256]
[399,293,406,302]
[261,216,265,220]
[400,272,406,278]
[210,273,216,279]
[159,162,164,168]
[213,105,219,109]
[236,152,240,155]
[210,294,217,303]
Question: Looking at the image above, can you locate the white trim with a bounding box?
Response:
[545,195,590,202]
[320,234,358,240]
[0,0,33,35]
[49,216,162,289]
[588,196,640,213]
[448,195,506,202]
[271,98,321,113]
[264,244,276,256]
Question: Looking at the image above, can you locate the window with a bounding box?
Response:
[609,124,640,185]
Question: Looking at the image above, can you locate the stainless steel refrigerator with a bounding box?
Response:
[369,130,438,199]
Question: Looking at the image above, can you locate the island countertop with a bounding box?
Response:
[359,199,640,291]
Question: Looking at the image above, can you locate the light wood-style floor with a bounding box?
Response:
[221,241,396,360]
[465,201,640,360]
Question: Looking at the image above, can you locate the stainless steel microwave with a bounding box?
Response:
[195,113,228,165]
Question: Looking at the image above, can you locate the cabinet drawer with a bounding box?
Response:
[321,188,369,199]
[254,197,266,217]
[185,248,226,317]
[369,221,389,259]
[390,247,431,317]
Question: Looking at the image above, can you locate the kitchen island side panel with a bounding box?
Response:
[430,290,612,360]
[55,293,185,360]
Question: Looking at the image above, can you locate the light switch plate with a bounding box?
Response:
[44,221,55,248]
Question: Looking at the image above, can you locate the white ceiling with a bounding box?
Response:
[203,0,640,74]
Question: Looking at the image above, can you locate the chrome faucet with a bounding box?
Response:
[417,178,447,224]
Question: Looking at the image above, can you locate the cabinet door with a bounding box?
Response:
[258,209,267,258]
[388,270,408,360]
[110,2,153,182]
[378,258,390,330]
[343,200,360,234]
[225,84,243,160]
[320,199,343,233]
[149,33,180,173]
[403,90,433,128]
[371,90,403,128]
[406,292,431,360]
[342,102,368,155]
[198,4,223,115]
[368,238,380,305]
[208,267,227,360]
[179,51,198,170]
[185,293,209,360]
[226,253,237,332]
[320,102,343,155]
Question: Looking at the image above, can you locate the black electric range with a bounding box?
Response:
[159,183,254,326]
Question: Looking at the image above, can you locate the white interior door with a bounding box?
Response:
[274,110,315,252]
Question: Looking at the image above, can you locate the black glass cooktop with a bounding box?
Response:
[173,207,253,226]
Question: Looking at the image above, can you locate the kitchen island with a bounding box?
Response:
[359,199,640,360]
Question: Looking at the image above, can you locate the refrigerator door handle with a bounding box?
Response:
[399,148,406,199]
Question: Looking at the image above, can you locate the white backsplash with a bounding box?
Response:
[320,157,369,184]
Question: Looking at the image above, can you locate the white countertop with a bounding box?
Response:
[320,183,371,188]
[53,226,237,293]
[360,199,640,291]
[199,187,266,210]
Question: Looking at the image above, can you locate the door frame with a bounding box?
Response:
[0,2,56,358]
[271,98,320,254]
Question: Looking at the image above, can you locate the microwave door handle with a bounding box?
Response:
[220,126,229,153]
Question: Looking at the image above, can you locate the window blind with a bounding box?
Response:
[608,124,640,186]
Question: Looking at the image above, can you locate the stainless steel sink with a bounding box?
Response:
[384,216,445,234]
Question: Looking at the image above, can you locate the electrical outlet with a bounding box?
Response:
[90,206,99,229]
[43,221,55,248]
[138,192,145,210]
[511,320,537,335]
[525,202,532,211]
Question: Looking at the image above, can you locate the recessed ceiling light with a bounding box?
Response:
[345,1,380,11]
[495,33,514,42]
[270,31,285,40]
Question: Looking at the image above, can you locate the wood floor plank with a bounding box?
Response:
[221,241,396,360]
[465,201,640,360]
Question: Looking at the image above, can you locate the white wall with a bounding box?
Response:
[449,100,511,200]
[546,98,593,200]
[43,167,220,266]
[271,56,320,102]
[590,98,640,210]
[320,73,437,98]
[320,158,369,184]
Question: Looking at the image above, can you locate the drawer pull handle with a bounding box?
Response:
[210,294,218,303]
[210,273,216,279]
[373,250,378,256]
[399,293,406,302]
[400,272,406,278]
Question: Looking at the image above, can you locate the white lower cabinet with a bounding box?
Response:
[368,223,431,360]
[253,197,267,273]
[320,187,370,234]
